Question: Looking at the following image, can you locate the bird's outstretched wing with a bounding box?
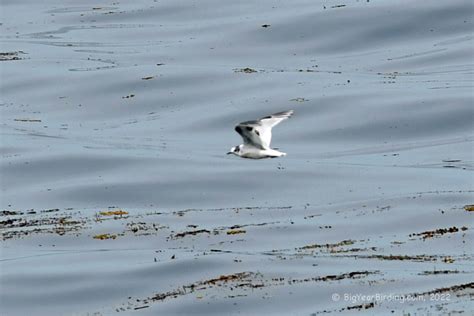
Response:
[235,110,293,149]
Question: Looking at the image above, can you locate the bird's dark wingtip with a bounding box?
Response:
[264,110,294,119]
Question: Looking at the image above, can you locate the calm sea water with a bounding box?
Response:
[1,0,473,315]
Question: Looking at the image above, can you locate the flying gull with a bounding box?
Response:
[227,110,294,159]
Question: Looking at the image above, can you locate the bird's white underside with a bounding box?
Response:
[230,110,293,159]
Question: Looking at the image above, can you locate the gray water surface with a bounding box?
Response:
[1,0,473,315]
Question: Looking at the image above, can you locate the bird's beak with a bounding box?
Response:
[226,152,232,155]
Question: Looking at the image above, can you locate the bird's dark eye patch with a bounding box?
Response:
[234,146,240,152]
[246,126,253,132]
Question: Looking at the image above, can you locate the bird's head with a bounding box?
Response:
[227,145,241,156]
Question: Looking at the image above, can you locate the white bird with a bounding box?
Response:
[227,110,294,159]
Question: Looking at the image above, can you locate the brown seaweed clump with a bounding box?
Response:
[93,233,117,240]
[173,229,211,239]
[226,229,246,235]
[234,67,258,73]
[99,210,129,216]
[410,226,468,240]
[0,51,25,61]
[464,205,474,212]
